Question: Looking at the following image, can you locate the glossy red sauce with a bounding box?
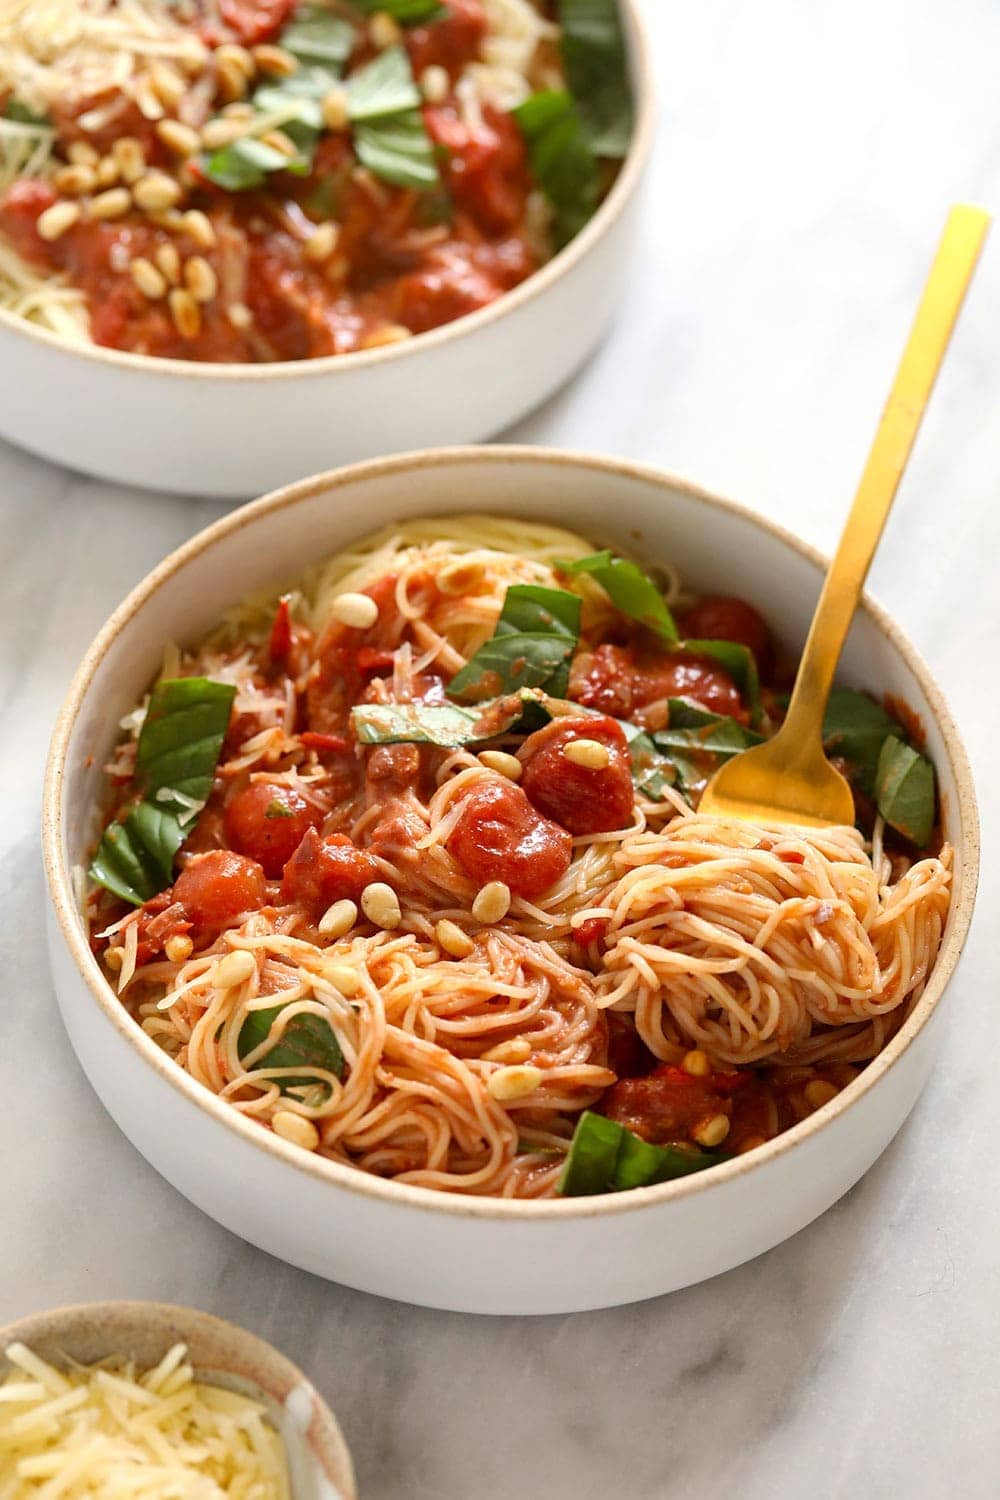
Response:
[569,642,748,727]
[223,781,321,878]
[446,778,573,898]
[520,715,634,834]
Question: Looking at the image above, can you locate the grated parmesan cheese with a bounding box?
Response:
[0,1341,292,1499]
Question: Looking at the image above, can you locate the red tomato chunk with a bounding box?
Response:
[407,0,487,78]
[447,779,572,899]
[223,782,321,879]
[172,850,267,936]
[520,716,634,835]
[281,829,381,916]
[570,643,746,727]
[602,1064,747,1145]
[216,0,297,44]
[679,596,773,678]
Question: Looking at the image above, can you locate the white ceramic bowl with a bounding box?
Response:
[42,447,979,1316]
[0,1301,357,1499]
[0,9,653,500]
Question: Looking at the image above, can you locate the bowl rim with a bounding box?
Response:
[42,445,981,1223]
[0,1298,357,1498]
[0,0,655,384]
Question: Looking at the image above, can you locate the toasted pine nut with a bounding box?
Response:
[330,591,379,629]
[228,301,253,329]
[113,136,146,183]
[472,881,511,924]
[487,1064,543,1102]
[369,11,402,48]
[95,154,120,187]
[682,1048,711,1077]
[155,242,181,284]
[150,61,187,108]
[53,163,96,195]
[181,208,217,249]
[435,919,474,958]
[692,1114,730,1148]
[184,254,217,302]
[361,882,401,930]
[804,1079,839,1111]
[563,737,610,770]
[215,55,250,102]
[419,64,449,102]
[88,187,131,220]
[157,118,202,157]
[214,948,256,988]
[260,128,298,158]
[130,256,168,298]
[201,117,247,149]
[253,43,298,75]
[303,222,339,262]
[321,87,349,131]
[360,324,412,350]
[104,946,124,971]
[37,200,80,241]
[134,171,183,212]
[217,42,256,78]
[478,750,522,781]
[68,140,99,167]
[318,898,358,939]
[168,286,201,338]
[135,78,165,119]
[325,963,360,997]
[221,101,256,121]
[164,933,194,962]
[179,35,210,73]
[272,1110,320,1151]
[482,1038,531,1064]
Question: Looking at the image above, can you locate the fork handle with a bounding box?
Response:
[778,203,990,759]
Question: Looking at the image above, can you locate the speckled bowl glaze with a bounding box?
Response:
[0,5,653,500]
[42,448,980,1315]
[0,1301,357,1499]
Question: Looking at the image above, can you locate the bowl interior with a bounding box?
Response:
[0,1301,356,1500]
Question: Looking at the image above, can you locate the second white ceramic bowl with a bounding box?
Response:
[42,448,979,1314]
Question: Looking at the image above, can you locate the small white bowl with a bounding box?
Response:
[0,1301,357,1499]
[0,6,653,500]
[42,447,979,1315]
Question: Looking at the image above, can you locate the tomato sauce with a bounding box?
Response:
[569,642,748,727]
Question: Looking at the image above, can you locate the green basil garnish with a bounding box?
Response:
[353,700,484,746]
[682,638,762,726]
[558,1110,728,1196]
[347,48,439,188]
[875,736,935,849]
[559,549,679,646]
[352,0,445,20]
[238,1003,344,1093]
[820,688,936,845]
[448,584,581,702]
[822,688,898,795]
[280,5,354,64]
[514,89,599,249]
[89,678,235,907]
[558,0,632,157]
[346,45,422,118]
[3,99,51,126]
[201,135,295,191]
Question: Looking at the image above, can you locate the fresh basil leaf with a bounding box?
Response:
[265,799,296,819]
[558,0,632,157]
[558,1110,727,1196]
[875,736,935,848]
[354,110,440,187]
[560,549,679,645]
[200,134,293,190]
[347,46,422,119]
[3,99,50,126]
[822,688,898,796]
[352,0,445,21]
[448,584,581,702]
[514,89,599,249]
[654,710,763,759]
[281,5,355,64]
[253,82,325,131]
[493,584,581,640]
[90,809,172,907]
[238,1003,344,1092]
[352,700,483,746]
[618,720,676,801]
[683,638,761,726]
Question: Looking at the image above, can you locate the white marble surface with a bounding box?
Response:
[3,1,1000,1494]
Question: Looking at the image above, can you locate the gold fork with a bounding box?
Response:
[699,203,990,829]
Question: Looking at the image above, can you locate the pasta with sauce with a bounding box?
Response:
[85,515,951,1198]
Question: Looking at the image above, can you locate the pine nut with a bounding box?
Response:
[181,208,217,249]
[692,1114,730,1148]
[134,171,183,212]
[150,61,187,108]
[216,55,250,102]
[130,256,167,298]
[487,1064,543,1102]
[253,43,298,75]
[260,128,298,158]
[435,918,474,958]
[157,118,202,157]
[53,163,96,195]
[563,738,610,770]
[95,154,120,187]
[420,64,450,102]
[184,254,217,302]
[361,882,401,930]
[164,933,194,962]
[330,591,379,629]
[104,946,124,971]
[325,962,360,997]
[213,948,256,988]
[217,42,256,78]
[272,1110,320,1151]
[201,117,247,149]
[682,1048,711,1077]
[472,881,511,924]
[135,78,165,119]
[229,301,253,329]
[37,201,80,241]
[478,750,522,781]
[156,242,181,284]
[68,140,99,167]
[113,136,146,183]
[804,1079,839,1111]
[317,898,358,938]
[221,101,256,121]
[168,286,201,338]
[482,1038,531,1064]
[369,11,402,48]
[303,222,339,262]
[321,87,349,131]
[88,187,131,220]
[179,35,210,74]
[360,324,412,350]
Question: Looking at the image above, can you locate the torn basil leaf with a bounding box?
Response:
[683,638,761,726]
[560,549,679,646]
[558,1110,727,1196]
[448,584,581,702]
[346,45,422,119]
[238,1003,344,1093]
[353,700,484,746]
[514,89,599,249]
[558,0,633,157]
[352,0,445,22]
[280,5,354,65]
[822,688,898,796]
[354,109,440,188]
[875,736,935,848]
[90,804,181,908]
[3,99,51,126]
[200,134,295,191]
[618,720,676,801]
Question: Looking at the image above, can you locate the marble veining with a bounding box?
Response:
[3,1,1000,1495]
